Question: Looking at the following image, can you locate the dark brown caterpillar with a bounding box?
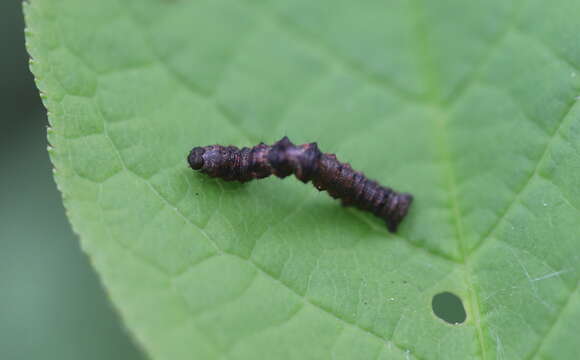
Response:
[188,137,413,232]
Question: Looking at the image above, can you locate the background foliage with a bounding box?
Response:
[25,0,580,359]
[0,1,142,359]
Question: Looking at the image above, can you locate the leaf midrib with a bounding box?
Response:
[429,106,487,359]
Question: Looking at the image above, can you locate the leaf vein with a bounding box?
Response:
[469,98,579,257]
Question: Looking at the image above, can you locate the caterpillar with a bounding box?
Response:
[187,137,413,232]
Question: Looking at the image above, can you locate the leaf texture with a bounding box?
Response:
[26,0,580,359]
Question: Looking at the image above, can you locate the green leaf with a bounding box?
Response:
[25,0,580,358]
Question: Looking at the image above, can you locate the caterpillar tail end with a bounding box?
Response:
[385,193,413,233]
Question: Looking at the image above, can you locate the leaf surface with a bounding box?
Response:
[26,0,580,358]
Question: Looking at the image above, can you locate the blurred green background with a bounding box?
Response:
[0,2,144,359]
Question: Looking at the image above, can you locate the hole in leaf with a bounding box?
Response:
[432,292,466,324]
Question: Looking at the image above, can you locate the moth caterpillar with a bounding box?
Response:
[188,137,413,232]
